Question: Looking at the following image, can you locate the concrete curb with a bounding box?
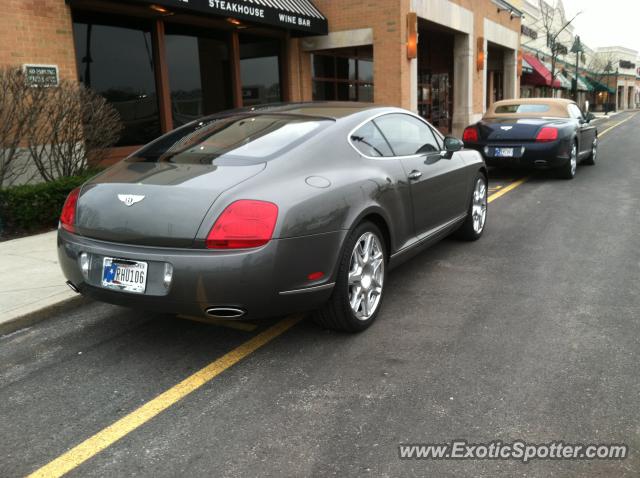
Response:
[0,295,90,337]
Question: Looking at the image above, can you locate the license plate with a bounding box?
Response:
[102,257,148,294]
[494,148,514,157]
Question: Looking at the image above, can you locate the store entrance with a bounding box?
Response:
[417,20,454,135]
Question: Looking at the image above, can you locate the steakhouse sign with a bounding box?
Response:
[109,0,328,35]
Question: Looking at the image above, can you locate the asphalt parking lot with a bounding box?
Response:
[1,111,639,477]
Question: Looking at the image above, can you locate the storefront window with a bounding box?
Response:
[239,34,282,106]
[312,46,374,102]
[165,25,232,127]
[72,12,160,146]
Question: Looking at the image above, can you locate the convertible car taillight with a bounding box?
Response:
[462,126,479,142]
[206,200,278,249]
[60,187,80,233]
[535,127,558,142]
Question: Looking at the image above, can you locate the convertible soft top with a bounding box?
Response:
[484,98,573,119]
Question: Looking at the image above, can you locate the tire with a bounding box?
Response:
[582,137,597,165]
[313,221,386,332]
[558,140,578,179]
[454,172,488,241]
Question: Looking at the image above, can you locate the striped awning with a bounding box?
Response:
[521,53,561,88]
[522,58,534,74]
[541,62,572,89]
[109,0,329,35]
[575,75,590,92]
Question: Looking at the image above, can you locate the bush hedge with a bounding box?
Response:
[0,170,101,234]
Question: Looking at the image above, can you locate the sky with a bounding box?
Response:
[561,0,640,54]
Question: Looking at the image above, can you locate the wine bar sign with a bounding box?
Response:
[23,64,59,87]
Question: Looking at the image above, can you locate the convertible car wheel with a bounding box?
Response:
[558,141,578,179]
[583,137,597,166]
[455,173,488,241]
[314,222,386,332]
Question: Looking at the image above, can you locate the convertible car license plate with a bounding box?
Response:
[494,147,514,157]
[102,258,148,294]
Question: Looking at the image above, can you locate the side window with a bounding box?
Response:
[568,104,583,120]
[374,113,440,156]
[350,121,393,157]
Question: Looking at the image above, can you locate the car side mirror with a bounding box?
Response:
[442,136,464,159]
[584,112,595,123]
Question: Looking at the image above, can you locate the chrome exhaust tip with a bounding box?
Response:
[205,307,246,320]
[66,281,79,293]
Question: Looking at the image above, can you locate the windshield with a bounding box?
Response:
[127,114,330,165]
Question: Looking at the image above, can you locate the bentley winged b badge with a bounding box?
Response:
[118,194,145,207]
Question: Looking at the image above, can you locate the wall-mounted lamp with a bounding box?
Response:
[407,12,418,59]
[149,4,173,15]
[226,17,246,28]
[517,49,523,76]
[477,37,485,71]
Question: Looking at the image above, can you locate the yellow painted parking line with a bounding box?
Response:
[176,314,258,332]
[599,112,638,137]
[26,314,303,478]
[488,176,528,203]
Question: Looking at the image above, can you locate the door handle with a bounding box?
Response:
[408,170,422,180]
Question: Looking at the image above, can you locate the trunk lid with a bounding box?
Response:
[76,160,265,247]
[478,118,555,142]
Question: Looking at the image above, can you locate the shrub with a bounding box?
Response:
[0,170,100,234]
[0,66,122,188]
[27,81,122,182]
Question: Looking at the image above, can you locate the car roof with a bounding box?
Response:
[224,101,382,119]
[485,98,575,119]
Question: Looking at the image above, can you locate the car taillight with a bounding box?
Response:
[462,126,479,142]
[536,127,558,142]
[60,187,80,233]
[206,200,278,249]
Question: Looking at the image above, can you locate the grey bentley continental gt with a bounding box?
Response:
[58,103,488,332]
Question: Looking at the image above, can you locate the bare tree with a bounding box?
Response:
[0,67,46,188]
[27,80,122,182]
[536,0,581,97]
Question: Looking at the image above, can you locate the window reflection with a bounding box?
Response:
[239,34,282,106]
[311,46,374,102]
[129,115,327,164]
[165,25,232,127]
[72,12,160,146]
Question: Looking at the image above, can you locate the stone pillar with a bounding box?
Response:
[452,33,473,137]
[503,49,518,100]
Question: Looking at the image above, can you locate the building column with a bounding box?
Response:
[410,57,418,113]
[452,33,473,137]
[503,49,517,100]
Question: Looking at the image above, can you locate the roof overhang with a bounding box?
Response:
[73,0,329,36]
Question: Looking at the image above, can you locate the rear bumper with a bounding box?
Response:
[58,228,347,319]
[466,139,572,169]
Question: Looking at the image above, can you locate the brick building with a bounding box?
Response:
[1,0,522,161]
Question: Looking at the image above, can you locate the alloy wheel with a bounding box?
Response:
[570,143,577,176]
[472,178,488,234]
[348,232,384,320]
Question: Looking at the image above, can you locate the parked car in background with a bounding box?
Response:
[462,98,598,179]
[58,103,487,332]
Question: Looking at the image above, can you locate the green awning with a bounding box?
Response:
[567,74,591,91]
[585,76,615,94]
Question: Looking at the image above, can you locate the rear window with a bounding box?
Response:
[494,104,550,114]
[127,114,329,165]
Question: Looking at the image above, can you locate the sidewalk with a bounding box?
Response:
[0,230,80,335]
